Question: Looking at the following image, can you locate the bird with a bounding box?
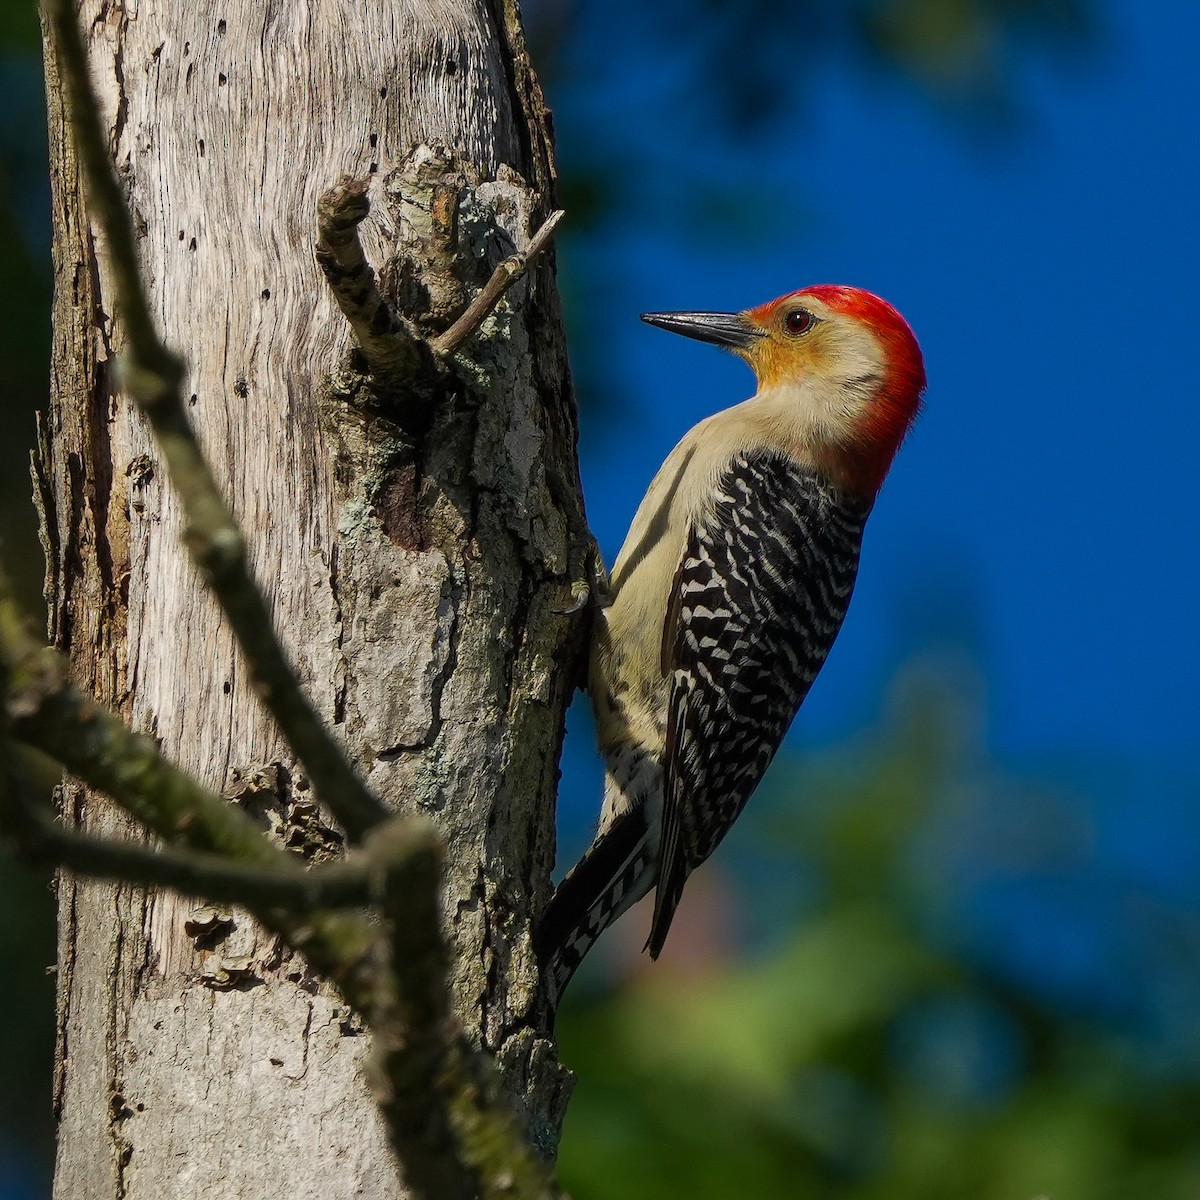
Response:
[537,284,926,1009]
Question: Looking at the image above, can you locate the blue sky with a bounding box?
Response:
[550,0,1199,866]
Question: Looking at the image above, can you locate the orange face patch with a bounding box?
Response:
[742,286,926,495]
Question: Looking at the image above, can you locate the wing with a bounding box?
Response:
[647,451,871,956]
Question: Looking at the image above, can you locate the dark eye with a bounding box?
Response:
[784,308,814,335]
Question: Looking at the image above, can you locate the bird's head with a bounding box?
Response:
[642,285,926,495]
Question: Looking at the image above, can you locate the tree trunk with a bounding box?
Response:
[39,2,579,1195]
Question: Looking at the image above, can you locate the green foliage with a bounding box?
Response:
[0,0,40,53]
[554,669,1200,1200]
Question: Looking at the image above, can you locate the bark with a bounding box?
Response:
[38,2,580,1196]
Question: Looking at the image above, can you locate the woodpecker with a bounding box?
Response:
[538,285,925,1008]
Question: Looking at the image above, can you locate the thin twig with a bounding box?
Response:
[0,577,385,908]
[0,582,372,958]
[441,1039,562,1200]
[368,830,476,1199]
[0,753,377,911]
[373,837,560,1199]
[44,0,388,843]
[315,176,430,380]
[431,210,565,359]
[1,574,388,992]
[2,607,287,867]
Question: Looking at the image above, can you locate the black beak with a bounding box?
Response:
[640,310,766,350]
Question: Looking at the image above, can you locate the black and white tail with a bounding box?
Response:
[536,808,656,1009]
[537,744,663,1010]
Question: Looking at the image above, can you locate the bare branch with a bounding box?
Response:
[431,209,565,359]
[0,580,379,972]
[365,828,474,1198]
[2,609,288,869]
[0,759,383,912]
[441,1041,562,1200]
[315,176,431,380]
[2,572,381,1014]
[373,837,561,1200]
[43,0,388,844]
[2,569,376,933]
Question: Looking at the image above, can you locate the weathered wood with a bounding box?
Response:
[41,2,581,1195]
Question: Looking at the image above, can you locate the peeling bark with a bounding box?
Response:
[42,3,581,1196]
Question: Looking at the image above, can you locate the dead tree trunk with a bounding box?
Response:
[39,3,579,1195]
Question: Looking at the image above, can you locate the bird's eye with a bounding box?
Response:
[784,309,814,335]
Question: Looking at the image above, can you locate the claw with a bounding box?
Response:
[555,580,592,616]
[555,536,610,615]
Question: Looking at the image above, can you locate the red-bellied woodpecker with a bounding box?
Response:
[537,285,926,1008]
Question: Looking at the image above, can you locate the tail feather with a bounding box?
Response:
[645,855,687,959]
[537,807,656,1009]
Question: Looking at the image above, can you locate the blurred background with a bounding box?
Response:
[2,0,1199,1195]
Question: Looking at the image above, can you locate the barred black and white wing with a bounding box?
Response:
[647,451,871,956]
